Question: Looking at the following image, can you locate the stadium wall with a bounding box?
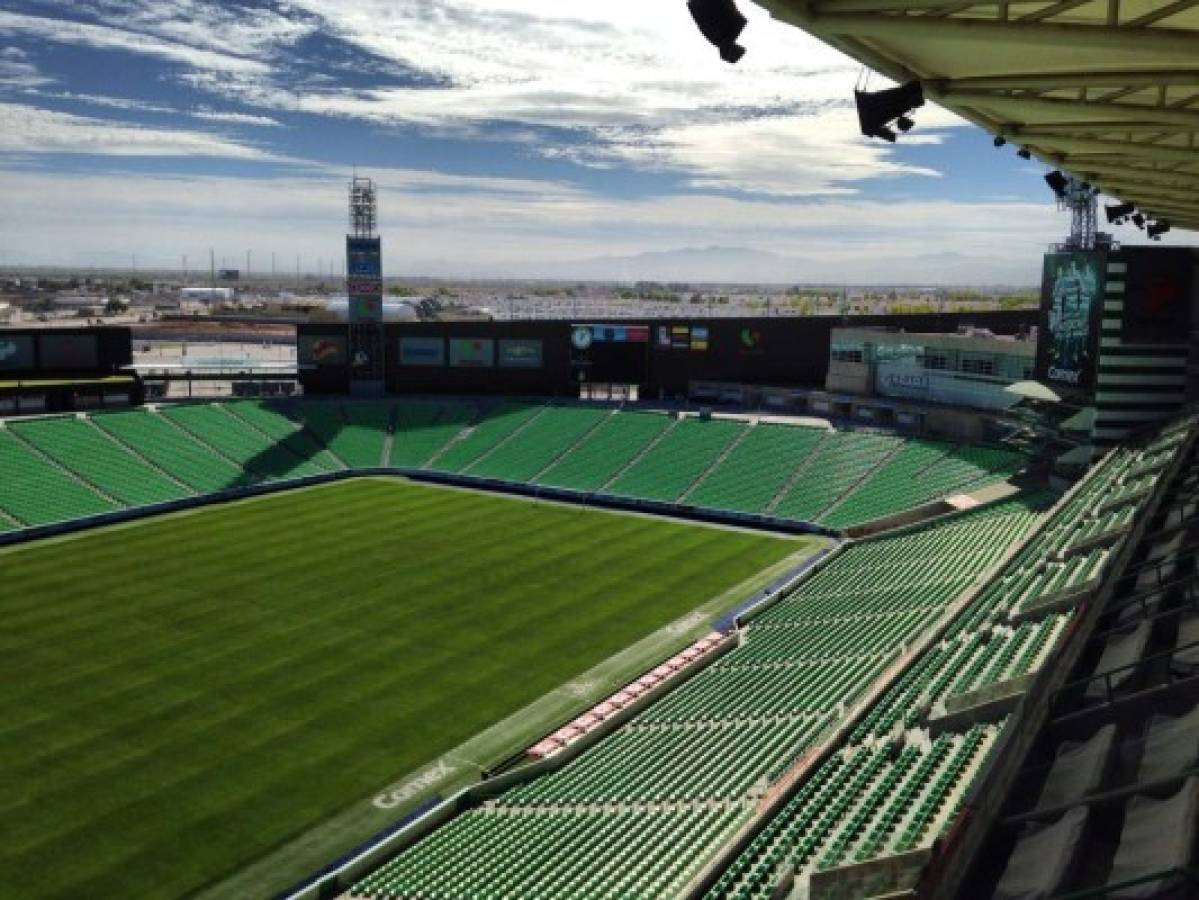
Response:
[298,311,1037,397]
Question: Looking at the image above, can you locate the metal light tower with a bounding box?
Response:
[346,175,384,392]
[1057,177,1100,251]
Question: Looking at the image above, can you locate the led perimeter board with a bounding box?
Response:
[1036,250,1104,394]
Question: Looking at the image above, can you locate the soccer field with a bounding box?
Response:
[0,478,811,900]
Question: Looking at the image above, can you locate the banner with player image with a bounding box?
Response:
[1036,251,1104,392]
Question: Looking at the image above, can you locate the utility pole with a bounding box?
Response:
[295,254,300,280]
[246,249,252,278]
[209,248,216,290]
[182,254,188,280]
[271,251,276,278]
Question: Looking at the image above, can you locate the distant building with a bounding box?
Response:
[826,326,1035,412]
[181,287,236,303]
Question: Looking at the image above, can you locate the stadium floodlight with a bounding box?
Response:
[1105,202,1136,224]
[1017,148,1032,160]
[1132,213,1146,229]
[993,135,1007,147]
[855,80,924,142]
[1044,170,1070,198]
[688,0,747,64]
[1147,219,1171,239]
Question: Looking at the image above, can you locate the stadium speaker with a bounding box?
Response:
[1017,147,1032,160]
[1043,170,1070,198]
[687,0,748,64]
[854,81,924,142]
[1105,202,1136,224]
[1132,213,1146,229]
[993,135,1007,147]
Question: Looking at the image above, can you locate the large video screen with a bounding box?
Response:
[1036,251,1104,392]
[38,333,99,370]
[498,339,543,369]
[298,332,347,366]
[0,334,35,371]
[1121,247,1196,345]
[449,338,494,368]
[399,336,445,367]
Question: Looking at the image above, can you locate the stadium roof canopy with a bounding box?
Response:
[756,0,1199,231]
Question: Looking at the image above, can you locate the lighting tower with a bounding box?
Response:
[345,175,385,393]
[1046,171,1103,250]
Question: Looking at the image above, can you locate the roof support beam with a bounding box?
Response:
[809,0,1040,12]
[1012,124,1199,136]
[936,72,1199,91]
[936,91,1199,127]
[803,13,1199,56]
[1024,134,1199,164]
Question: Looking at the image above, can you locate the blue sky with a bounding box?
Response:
[0,1,1176,282]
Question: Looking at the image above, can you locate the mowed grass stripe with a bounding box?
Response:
[0,478,801,900]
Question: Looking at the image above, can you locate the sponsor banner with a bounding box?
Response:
[690,325,709,351]
[298,333,347,366]
[499,339,543,368]
[574,324,650,344]
[38,333,98,369]
[0,334,35,371]
[348,297,382,323]
[876,361,1017,411]
[449,337,494,368]
[399,336,446,367]
[1036,250,1104,391]
[347,278,383,296]
[1121,247,1196,345]
[671,324,690,349]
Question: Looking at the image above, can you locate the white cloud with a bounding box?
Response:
[0,164,1069,282]
[101,0,957,196]
[191,108,282,127]
[0,11,269,74]
[0,102,281,159]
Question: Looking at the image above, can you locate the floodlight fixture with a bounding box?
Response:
[1105,202,1135,224]
[1043,170,1069,198]
[1147,219,1171,239]
[1131,213,1146,229]
[993,135,1006,147]
[688,0,747,64]
[1017,148,1032,160]
[854,80,924,142]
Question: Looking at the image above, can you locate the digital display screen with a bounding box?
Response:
[1036,251,1103,391]
[0,334,35,371]
[38,333,99,369]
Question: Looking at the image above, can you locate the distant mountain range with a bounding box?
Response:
[404,245,1038,287]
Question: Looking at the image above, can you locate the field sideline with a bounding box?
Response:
[0,478,811,900]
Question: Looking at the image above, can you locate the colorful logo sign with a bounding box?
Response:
[690,326,709,351]
[449,338,495,368]
[739,328,762,351]
[399,337,445,367]
[499,339,543,369]
[299,333,347,366]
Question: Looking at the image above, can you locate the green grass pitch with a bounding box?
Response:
[0,478,807,900]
